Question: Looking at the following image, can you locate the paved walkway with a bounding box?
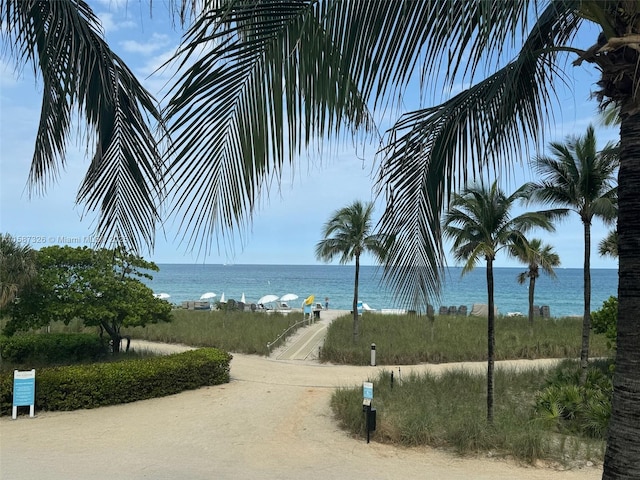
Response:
[271,309,348,361]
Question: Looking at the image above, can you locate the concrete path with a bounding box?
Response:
[271,309,348,361]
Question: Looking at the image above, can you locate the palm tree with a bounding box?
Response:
[9,1,640,475]
[525,125,618,383]
[315,201,388,342]
[443,181,557,424]
[508,238,560,331]
[0,234,37,309]
[599,230,619,258]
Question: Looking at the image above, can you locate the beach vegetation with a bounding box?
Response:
[315,200,390,343]
[533,359,612,440]
[591,296,618,352]
[1,246,172,352]
[0,348,231,416]
[508,238,561,332]
[0,234,37,309]
[524,125,618,385]
[0,333,107,367]
[331,362,607,465]
[443,180,559,423]
[1,308,312,357]
[122,309,304,356]
[321,312,609,365]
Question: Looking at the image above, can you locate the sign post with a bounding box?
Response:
[362,381,375,443]
[12,369,36,420]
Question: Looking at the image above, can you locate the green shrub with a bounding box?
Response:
[533,360,613,439]
[0,333,107,366]
[0,348,232,416]
[591,296,618,350]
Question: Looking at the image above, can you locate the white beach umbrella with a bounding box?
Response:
[200,292,217,300]
[241,292,246,303]
[280,293,298,302]
[258,294,279,305]
[153,293,170,299]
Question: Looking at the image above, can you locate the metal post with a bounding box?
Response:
[365,404,371,444]
[370,343,376,366]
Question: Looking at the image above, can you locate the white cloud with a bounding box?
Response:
[120,33,171,55]
[97,12,137,35]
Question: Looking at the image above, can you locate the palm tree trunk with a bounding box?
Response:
[486,257,495,424]
[528,276,536,335]
[579,220,592,384]
[603,112,640,479]
[352,254,360,342]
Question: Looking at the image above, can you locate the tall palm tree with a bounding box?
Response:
[315,200,388,342]
[525,125,618,383]
[8,1,640,475]
[443,181,557,424]
[508,238,560,331]
[0,234,37,309]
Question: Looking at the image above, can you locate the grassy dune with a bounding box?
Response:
[321,313,610,365]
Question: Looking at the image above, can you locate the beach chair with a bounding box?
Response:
[448,305,457,315]
[280,302,290,309]
[541,305,551,318]
[439,306,448,315]
[458,305,467,316]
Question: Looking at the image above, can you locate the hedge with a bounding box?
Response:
[0,348,232,416]
[0,333,107,365]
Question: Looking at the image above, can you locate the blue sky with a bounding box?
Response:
[0,1,619,269]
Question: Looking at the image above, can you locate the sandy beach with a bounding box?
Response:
[0,310,603,479]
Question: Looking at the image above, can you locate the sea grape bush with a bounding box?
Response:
[591,296,618,351]
[0,348,232,415]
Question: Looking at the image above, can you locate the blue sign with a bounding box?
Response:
[363,381,373,400]
[13,370,35,406]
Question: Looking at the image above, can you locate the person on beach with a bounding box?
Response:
[325,297,329,310]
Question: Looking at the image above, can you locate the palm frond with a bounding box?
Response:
[376,2,581,308]
[0,0,165,253]
[164,0,374,253]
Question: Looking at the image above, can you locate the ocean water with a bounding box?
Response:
[144,264,618,318]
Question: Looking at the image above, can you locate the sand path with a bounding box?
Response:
[0,311,603,479]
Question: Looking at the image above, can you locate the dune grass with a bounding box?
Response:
[321,313,610,365]
[121,309,303,356]
[331,363,607,466]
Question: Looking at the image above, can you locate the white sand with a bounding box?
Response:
[0,314,603,479]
